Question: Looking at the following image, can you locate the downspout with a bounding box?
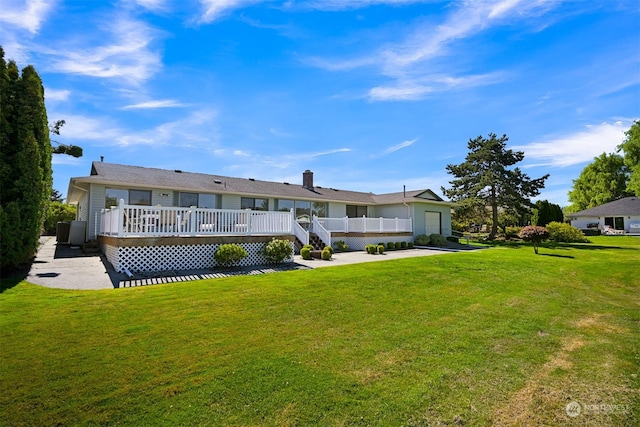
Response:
[402,185,412,235]
[402,185,411,218]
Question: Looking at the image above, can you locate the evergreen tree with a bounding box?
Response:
[0,47,53,271]
[532,200,563,227]
[442,133,549,239]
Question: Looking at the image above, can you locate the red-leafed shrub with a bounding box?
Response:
[518,226,549,254]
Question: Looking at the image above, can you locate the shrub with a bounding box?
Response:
[377,244,385,254]
[446,236,459,243]
[505,226,522,239]
[394,242,401,250]
[321,247,332,260]
[429,234,447,247]
[546,221,589,243]
[263,239,293,264]
[334,240,349,252]
[407,242,414,249]
[414,234,430,246]
[518,225,549,254]
[300,246,312,260]
[324,245,333,255]
[387,242,395,250]
[214,244,248,267]
[302,244,314,251]
[400,241,407,249]
[43,202,77,235]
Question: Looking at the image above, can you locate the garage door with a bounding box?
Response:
[425,211,441,235]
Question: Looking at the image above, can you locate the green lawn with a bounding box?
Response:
[1,237,638,426]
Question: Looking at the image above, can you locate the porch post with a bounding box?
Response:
[395,217,398,232]
[379,217,383,232]
[246,209,252,235]
[117,199,125,237]
[344,216,349,233]
[290,208,295,234]
[362,215,366,232]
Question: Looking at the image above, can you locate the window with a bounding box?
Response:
[105,188,128,208]
[277,199,294,212]
[295,200,311,223]
[179,192,218,208]
[605,216,624,230]
[129,190,152,206]
[105,188,151,207]
[346,205,367,218]
[312,202,327,217]
[179,192,198,207]
[241,197,268,211]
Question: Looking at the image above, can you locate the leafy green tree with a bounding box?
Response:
[568,153,630,211]
[43,202,76,235]
[618,120,640,196]
[442,133,549,239]
[532,200,563,227]
[0,47,52,271]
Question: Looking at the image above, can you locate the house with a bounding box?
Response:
[66,161,454,272]
[567,196,640,235]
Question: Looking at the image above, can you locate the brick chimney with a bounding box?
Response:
[303,170,314,189]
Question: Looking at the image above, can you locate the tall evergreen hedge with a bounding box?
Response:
[0,47,52,271]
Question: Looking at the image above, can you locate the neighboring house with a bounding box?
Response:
[567,197,640,235]
[66,161,454,272]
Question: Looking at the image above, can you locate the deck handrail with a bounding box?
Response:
[312,215,332,247]
[101,200,295,237]
[316,216,412,233]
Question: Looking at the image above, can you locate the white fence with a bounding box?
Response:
[101,200,295,237]
[315,216,412,233]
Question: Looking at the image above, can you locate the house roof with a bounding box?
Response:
[68,161,452,207]
[568,197,640,217]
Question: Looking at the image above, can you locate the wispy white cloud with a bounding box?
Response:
[50,16,162,85]
[45,88,71,102]
[134,0,168,12]
[309,0,559,101]
[0,0,53,33]
[121,100,186,110]
[513,121,630,168]
[213,146,352,171]
[381,138,417,155]
[368,71,505,101]
[116,109,218,146]
[198,0,263,23]
[52,109,218,148]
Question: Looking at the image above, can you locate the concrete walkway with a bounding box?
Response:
[27,237,469,290]
[27,237,116,290]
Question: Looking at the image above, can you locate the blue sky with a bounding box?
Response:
[2,0,639,206]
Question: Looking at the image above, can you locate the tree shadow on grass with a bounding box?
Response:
[472,240,637,252]
[539,253,575,259]
[0,264,29,293]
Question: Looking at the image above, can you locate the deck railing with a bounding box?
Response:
[100,200,295,237]
[315,216,412,233]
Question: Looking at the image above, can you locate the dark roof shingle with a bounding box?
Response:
[569,197,640,217]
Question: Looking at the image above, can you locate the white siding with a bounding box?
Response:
[376,205,410,219]
[412,203,452,237]
[88,185,106,240]
[222,195,242,210]
[328,202,346,218]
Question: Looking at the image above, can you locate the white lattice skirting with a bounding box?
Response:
[101,237,294,273]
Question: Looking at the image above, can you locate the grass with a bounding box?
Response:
[1,237,638,426]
